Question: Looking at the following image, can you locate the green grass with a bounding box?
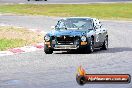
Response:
[0,3,132,20]
[0,39,26,51]
[0,26,43,51]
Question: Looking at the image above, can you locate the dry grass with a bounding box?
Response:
[0,26,43,50]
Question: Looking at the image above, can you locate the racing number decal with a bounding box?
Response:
[96,35,99,42]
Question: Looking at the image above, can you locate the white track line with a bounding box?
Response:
[0,24,45,57]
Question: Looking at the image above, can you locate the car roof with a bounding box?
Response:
[62,17,94,20]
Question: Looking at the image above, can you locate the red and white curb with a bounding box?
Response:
[0,43,44,56]
[0,24,46,56]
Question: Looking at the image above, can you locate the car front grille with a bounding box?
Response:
[57,36,76,44]
[57,36,74,44]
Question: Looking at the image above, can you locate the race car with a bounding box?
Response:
[44,17,108,54]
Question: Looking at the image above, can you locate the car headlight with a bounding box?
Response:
[81,36,86,42]
[44,35,50,41]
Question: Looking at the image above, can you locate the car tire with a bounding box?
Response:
[44,45,53,54]
[101,37,108,50]
[27,0,30,1]
[85,38,94,53]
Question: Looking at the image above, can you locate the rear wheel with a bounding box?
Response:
[44,45,53,54]
[101,37,108,50]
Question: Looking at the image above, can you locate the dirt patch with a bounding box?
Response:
[0,26,43,50]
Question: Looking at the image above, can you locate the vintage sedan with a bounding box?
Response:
[44,17,108,54]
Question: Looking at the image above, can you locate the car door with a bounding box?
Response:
[93,19,103,47]
[100,24,107,44]
[95,27,102,47]
[97,20,107,44]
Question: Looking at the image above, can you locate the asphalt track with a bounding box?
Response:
[0,15,132,88]
[0,0,132,4]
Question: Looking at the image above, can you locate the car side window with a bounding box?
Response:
[59,21,65,28]
[56,20,65,29]
[94,19,101,29]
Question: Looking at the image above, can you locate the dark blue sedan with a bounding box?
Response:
[44,17,108,54]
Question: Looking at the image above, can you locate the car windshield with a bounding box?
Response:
[56,18,93,30]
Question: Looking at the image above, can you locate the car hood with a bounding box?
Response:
[47,29,89,37]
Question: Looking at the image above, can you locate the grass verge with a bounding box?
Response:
[0,3,132,20]
[0,26,43,51]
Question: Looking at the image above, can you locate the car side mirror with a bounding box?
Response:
[58,26,67,30]
[51,26,55,30]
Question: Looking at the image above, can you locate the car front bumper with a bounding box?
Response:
[54,45,79,49]
[44,41,88,51]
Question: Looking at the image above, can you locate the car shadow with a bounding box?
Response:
[54,47,132,54]
[100,47,132,54]
[54,48,100,54]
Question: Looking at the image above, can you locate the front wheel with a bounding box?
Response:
[101,37,108,50]
[85,38,94,53]
[44,45,53,54]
